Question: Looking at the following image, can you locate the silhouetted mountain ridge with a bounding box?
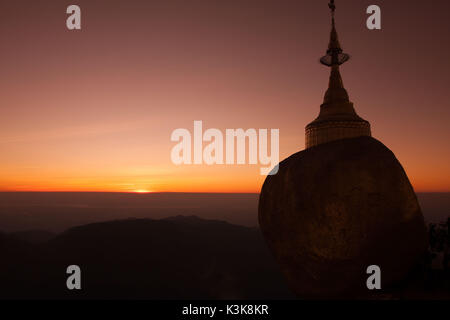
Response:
[0,215,292,299]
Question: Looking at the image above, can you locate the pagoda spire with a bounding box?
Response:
[320,0,350,105]
[304,0,371,149]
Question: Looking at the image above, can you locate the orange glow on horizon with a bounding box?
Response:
[0,170,449,194]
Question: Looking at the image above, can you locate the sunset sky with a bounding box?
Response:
[1,0,449,193]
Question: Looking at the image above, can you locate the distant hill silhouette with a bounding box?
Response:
[0,192,259,232]
[0,216,293,299]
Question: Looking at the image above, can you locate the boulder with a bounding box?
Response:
[258,136,428,298]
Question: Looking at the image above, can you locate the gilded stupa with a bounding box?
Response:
[258,0,427,298]
[305,0,371,148]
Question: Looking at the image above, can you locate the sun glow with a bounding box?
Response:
[134,189,152,193]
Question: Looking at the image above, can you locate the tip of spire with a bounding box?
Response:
[320,0,350,67]
[328,0,336,13]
